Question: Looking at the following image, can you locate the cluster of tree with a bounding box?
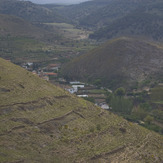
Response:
[106,87,133,115]
[106,87,163,134]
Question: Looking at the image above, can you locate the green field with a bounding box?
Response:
[0,35,96,64]
[44,22,91,40]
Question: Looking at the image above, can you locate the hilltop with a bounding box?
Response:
[0,0,66,23]
[0,58,163,162]
[61,37,163,89]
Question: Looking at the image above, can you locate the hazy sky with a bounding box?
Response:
[27,0,91,4]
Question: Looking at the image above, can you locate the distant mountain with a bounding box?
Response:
[56,0,110,25]
[57,0,163,41]
[0,57,163,162]
[28,0,91,5]
[0,0,66,23]
[78,0,143,29]
[58,0,155,27]
[90,1,163,41]
[61,37,163,89]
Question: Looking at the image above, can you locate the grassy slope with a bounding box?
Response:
[61,37,163,89]
[0,57,163,162]
[0,14,48,39]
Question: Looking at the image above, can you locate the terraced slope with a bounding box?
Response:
[0,58,163,162]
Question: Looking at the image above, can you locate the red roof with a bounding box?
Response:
[44,72,57,76]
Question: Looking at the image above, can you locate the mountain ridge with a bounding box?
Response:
[90,1,163,41]
[0,0,66,23]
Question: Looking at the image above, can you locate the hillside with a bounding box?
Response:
[0,58,163,162]
[57,0,163,41]
[56,0,110,25]
[0,0,66,23]
[0,14,63,62]
[61,37,163,89]
[90,1,163,41]
[78,0,143,29]
[0,14,49,39]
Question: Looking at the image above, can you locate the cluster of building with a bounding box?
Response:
[66,81,85,94]
[21,62,60,81]
[65,81,110,110]
[21,63,110,110]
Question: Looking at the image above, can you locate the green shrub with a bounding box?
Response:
[114,87,126,96]
[96,124,101,131]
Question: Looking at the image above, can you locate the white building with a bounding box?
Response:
[66,88,77,94]
[101,104,109,110]
[70,81,81,85]
[98,102,110,110]
[77,95,88,97]
[72,84,84,89]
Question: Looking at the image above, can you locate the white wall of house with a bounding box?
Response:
[77,95,88,97]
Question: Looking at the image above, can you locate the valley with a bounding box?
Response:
[0,0,163,162]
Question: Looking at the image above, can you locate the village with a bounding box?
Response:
[21,62,111,110]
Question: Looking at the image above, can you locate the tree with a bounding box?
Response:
[93,79,102,87]
[106,94,113,103]
[114,87,125,97]
[110,96,133,115]
[132,106,148,120]
[144,115,154,125]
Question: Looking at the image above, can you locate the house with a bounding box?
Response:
[77,95,88,97]
[70,81,81,85]
[98,102,110,110]
[27,62,33,67]
[101,104,109,110]
[21,62,33,71]
[66,88,77,94]
[47,64,60,71]
[32,70,37,75]
[72,85,85,92]
[72,85,84,89]
[44,72,57,77]
[42,76,49,81]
